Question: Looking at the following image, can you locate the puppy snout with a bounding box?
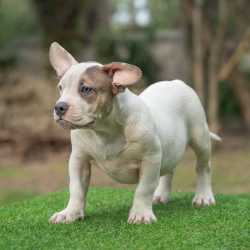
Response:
[55,102,69,116]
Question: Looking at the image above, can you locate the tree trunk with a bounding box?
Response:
[231,69,250,130]
[128,0,137,28]
[33,0,83,51]
[207,0,229,132]
[84,0,110,43]
[33,0,110,51]
[219,26,250,82]
[191,0,205,104]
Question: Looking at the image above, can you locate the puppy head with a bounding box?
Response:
[49,42,142,130]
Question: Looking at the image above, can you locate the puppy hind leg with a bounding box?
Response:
[190,127,215,206]
[153,172,173,204]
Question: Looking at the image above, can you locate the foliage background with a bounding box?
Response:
[0,0,249,205]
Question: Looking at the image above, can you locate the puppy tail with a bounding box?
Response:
[210,132,222,142]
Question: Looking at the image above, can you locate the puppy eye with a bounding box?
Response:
[58,85,62,91]
[80,86,93,95]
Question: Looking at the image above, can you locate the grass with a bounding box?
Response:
[0,188,249,249]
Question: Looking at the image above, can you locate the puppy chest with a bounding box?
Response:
[83,132,144,183]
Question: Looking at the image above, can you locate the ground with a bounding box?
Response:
[0,188,249,249]
[0,146,250,205]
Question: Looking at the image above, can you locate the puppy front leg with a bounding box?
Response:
[128,155,161,224]
[49,153,91,224]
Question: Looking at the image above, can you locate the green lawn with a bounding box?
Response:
[0,188,249,249]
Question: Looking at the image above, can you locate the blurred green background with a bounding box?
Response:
[0,0,249,205]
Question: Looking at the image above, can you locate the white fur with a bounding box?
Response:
[49,60,219,224]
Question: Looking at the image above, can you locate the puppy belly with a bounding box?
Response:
[96,161,139,184]
[108,170,139,184]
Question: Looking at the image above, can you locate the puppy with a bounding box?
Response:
[48,42,220,224]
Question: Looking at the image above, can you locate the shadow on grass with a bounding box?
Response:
[84,193,197,223]
[83,192,245,225]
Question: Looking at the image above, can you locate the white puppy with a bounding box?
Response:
[48,42,220,224]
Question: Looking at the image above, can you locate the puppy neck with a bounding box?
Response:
[91,89,134,135]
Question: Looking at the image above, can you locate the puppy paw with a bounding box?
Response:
[192,193,216,206]
[49,208,84,224]
[128,208,157,224]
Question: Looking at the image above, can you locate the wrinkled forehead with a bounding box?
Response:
[60,62,103,85]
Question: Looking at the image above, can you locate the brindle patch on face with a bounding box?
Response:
[79,66,114,120]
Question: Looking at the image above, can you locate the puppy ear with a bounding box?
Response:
[49,42,78,78]
[103,62,142,94]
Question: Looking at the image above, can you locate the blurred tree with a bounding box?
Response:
[32,0,110,52]
[183,0,250,132]
[219,0,250,130]
[94,30,156,84]
[207,0,229,132]
[191,0,204,104]
[147,0,181,30]
[214,1,250,131]
[0,0,40,49]
[230,68,250,129]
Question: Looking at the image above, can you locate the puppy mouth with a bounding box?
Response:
[82,120,95,128]
[56,118,95,129]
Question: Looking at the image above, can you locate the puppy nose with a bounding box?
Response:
[54,102,69,116]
